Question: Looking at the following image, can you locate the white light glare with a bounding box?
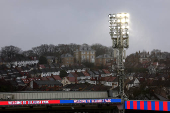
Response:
[117,13,129,17]
[126,19,129,22]
[117,14,120,17]
[121,19,125,23]
[122,26,125,29]
[121,13,125,17]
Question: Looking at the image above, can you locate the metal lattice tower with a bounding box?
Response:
[108,13,129,113]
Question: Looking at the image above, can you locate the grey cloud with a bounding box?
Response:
[0,0,170,55]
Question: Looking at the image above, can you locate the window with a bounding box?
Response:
[91,56,94,58]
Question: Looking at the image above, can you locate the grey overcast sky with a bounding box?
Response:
[0,0,170,55]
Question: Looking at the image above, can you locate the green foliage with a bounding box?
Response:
[59,70,68,78]
[38,56,48,64]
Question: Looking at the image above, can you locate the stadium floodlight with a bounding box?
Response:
[108,13,129,48]
[108,12,129,113]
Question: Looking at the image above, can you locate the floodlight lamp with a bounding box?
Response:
[122,26,125,29]
[126,26,129,29]
[109,20,113,24]
[114,32,116,34]
[121,19,125,23]
[127,32,129,34]
[121,13,125,17]
[118,19,120,22]
[117,14,121,17]
[109,14,116,18]
[126,19,129,22]
[109,26,114,30]
[126,13,129,17]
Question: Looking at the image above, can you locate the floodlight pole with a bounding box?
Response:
[108,13,129,113]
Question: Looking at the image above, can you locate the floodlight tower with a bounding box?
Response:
[108,13,129,112]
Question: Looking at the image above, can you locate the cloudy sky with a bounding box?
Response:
[0,0,169,55]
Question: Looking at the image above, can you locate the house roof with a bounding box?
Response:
[52,75,61,80]
[34,80,62,85]
[39,65,45,69]
[67,77,77,82]
[16,67,23,72]
[53,63,60,68]
[22,79,30,84]
[28,78,35,81]
[87,70,94,75]
[92,70,99,75]
[49,63,55,68]
[96,54,112,58]
[41,77,48,81]
[61,53,73,58]
[46,76,55,81]
[46,56,56,59]
[82,71,90,76]
[79,44,93,51]
[70,72,78,78]
[76,72,85,77]
[16,79,25,85]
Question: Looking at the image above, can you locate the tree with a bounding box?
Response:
[0,45,22,58]
[91,43,107,56]
[22,50,35,57]
[59,70,67,78]
[38,56,47,64]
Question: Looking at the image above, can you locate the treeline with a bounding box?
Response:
[0,43,114,58]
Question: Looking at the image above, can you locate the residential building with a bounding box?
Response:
[61,53,74,66]
[46,56,58,64]
[95,54,113,66]
[74,44,95,63]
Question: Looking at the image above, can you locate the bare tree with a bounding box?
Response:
[22,50,34,57]
[0,45,22,58]
[91,43,107,56]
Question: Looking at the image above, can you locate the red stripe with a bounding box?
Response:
[133,101,137,109]
[163,102,168,111]
[127,101,130,109]
[140,101,144,110]
[155,101,159,111]
[148,101,151,110]
[0,101,8,105]
[49,100,60,104]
